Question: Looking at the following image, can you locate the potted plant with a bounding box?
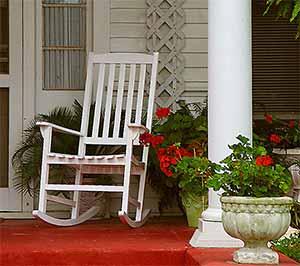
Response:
[254,114,300,200]
[172,155,216,227]
[144,101,207,215]
[140,101,210,225]
[208,135,293,264]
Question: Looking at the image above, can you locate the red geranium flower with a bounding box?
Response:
[157,148,166,160]
[289,120,296,128]
[156,107,170,119]
[167,145,177,153]
[179,148,193,157]
[163,169,173,177]
[139,132,152,146]
[265,115,273,124]
[170,157,177,165]
[270,134,281,144]
[256,155,273,167]
[150,135,165,147]
[139,133,164,147]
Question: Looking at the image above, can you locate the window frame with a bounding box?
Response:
[37,0,92,92]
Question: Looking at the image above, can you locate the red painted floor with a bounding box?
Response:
[0,217,298,266]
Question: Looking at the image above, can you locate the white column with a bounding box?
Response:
[190,0,252,247]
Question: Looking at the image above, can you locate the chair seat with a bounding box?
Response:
[47,153,144,175]
[47,153,144,167]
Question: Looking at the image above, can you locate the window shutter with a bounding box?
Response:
[252,1,300,118]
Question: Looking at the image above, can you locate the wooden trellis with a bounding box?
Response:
[146,0,185,107]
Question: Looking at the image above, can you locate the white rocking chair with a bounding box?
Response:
[33,52,159,227]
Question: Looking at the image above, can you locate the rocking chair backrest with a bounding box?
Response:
[79,53,159,150]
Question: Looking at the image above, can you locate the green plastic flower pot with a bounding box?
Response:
[181,193,207,228]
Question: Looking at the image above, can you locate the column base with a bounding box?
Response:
[189,218,244,248]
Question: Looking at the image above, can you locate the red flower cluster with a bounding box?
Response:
[262,113,300,149]
[156,107,170,119]
[156,145,193,177]
[289,120,296,128]
[255,155,273,166]
[139,132,164,147]
[265,115,272,124]
[270,134,281,144]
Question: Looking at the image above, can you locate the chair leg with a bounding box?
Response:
[38,163,50,213]
[71,169,82,219]
[120,142,134,215]
[120,163,131,215]
[136,171,146,222]
[37,127,52,213]
[119,168,151,228]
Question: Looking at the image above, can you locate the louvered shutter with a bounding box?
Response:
[252,0,300,118]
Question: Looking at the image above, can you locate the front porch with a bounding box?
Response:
[1,217,298,266]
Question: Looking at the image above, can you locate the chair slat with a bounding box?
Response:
[102,64,116,138]
[113,64,126,138]
[146,53,159,131]
[45,184,124,192]
[80,53,94,137]
[92,64,106,138]
[135,64,146,124]
[124,64,136,135]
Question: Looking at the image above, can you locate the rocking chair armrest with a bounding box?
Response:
[127,123,149,133]
[36,122,83,137]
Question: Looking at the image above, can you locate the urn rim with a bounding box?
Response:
[220,196,293,205]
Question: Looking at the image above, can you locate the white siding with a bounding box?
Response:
[110,0,208,104]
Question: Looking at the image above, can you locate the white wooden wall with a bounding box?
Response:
[109,0,208,104]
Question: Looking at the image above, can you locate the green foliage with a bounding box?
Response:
[264,0,300,38]
[271,233,300,262]
[253,115,300,152]
[153,101,208,151]
[146,101,208,210]
[12,100,122,196]
[207,135,292,197]
[291,200,300,229]
[173,156,216,197]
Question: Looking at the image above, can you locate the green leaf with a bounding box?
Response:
[290,1,300,22]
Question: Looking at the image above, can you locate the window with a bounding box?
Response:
[0,0,8,74]
[42,0,87,90]
[252,0,300,118]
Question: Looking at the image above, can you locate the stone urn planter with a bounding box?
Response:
[221,196,293,264]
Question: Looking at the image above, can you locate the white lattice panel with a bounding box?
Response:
[146,0,185,107]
